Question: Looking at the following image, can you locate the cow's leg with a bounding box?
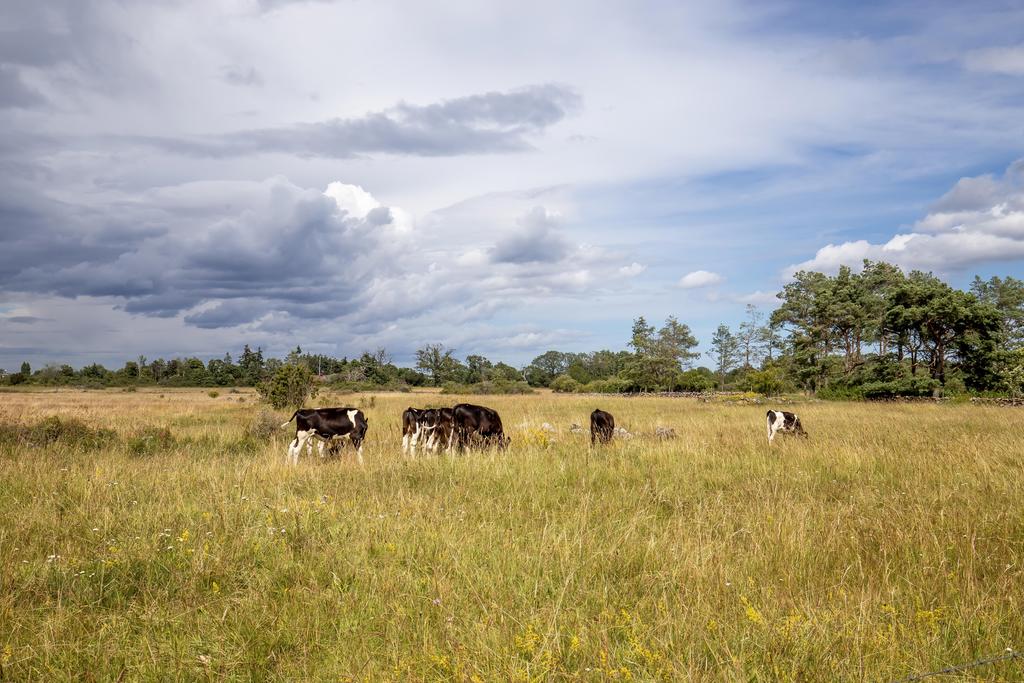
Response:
[410,424,421,457]
[402,432,410,455]
[287,436,299,464]
[767,420,775,445]
[292,430,312,465]
[351,433,364,465]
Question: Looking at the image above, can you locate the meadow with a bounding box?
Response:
[0,388,1022,681]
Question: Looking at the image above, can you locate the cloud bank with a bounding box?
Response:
[788,159,1024,276]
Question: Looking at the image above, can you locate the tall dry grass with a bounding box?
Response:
[1,388,1022,681]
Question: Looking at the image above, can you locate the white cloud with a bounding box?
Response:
[678,270,724,289]
[963,45,1024,75]
[618,262,646,277]
[734,290,779,306]
[787,158,1024,276]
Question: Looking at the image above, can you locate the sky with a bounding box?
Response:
[2,0,1024,371]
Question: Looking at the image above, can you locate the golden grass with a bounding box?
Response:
[1,388,1022,681]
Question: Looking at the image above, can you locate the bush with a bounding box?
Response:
[208,390,220,398]
[257,364,319,410]
[741,368,786,396]
[440,380,535,395]
[817,385,865,401]
[549,374,581,393]
[126,427,176,457]
[4,416,117,450]
[861,376,940,399]
[674,369,716,392]
[580,377,630,393]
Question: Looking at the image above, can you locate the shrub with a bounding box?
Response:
[248,409,282,441]
[11,416,116,450]
[126,427,175,457]
[675,369,716,392]
[742,368,787,396]
[580,377,629,393]
[861,376,940,399]
[550,374,581,393]
[208,390,220,398]
[817,385,864,401]
[257,364,319,410]
[440,380,534,395]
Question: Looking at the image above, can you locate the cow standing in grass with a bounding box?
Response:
[766,409,807,444]
[281,407,368,465]
[402,407,424,455]
[421,407,455,454]
[590,409,614,445]
[451,403,509,451]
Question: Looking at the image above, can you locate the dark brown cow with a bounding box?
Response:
[452,403,509,451]
[590,409,614,445]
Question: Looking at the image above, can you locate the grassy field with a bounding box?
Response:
[1,388,1022,681]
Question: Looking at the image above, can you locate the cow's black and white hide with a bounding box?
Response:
[452,403,509,451]
[419,407,455,454]
[402,407,424,455]
[766,409,807,444]
[402,406,455,456]
[281,407,368,464]
[590,409,615,445]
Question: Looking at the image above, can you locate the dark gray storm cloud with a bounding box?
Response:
[132,84,582,158]
[0,177,408,328]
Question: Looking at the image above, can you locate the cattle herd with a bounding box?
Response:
[280,402,809,464]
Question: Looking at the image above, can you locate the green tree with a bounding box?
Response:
[415,344,463,385]
[258,364,320,410]
[465,354,493,383]
[772,270,833,392]
[239,345,265,385]
[971,275,1024,348]
[737,305,765,368]
[524,350,573,387]
[623,315,700,391]
[710,324,740,389]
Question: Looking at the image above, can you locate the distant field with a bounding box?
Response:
[1,389,1022,681]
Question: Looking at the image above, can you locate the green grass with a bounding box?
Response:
[1,389,1022,681]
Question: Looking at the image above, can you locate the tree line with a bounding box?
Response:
[6,262,1024,398]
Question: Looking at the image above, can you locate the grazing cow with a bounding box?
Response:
[590,409,615,445]
[766,409,807,444]
[281,407,368,465]
[421,407,455,453]
[452,403,509,451]
[402,407,425,455]
[402,407,454,456]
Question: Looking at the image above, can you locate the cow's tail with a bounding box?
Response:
[280,411,299,429]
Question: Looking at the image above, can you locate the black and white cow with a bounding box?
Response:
[402,407,425,455]
[590,409,615,445]
[766,409,807,444]
[402,406,455,456]
[452,403,509,451]
[281,407,368,465]
[420,407,455,454]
